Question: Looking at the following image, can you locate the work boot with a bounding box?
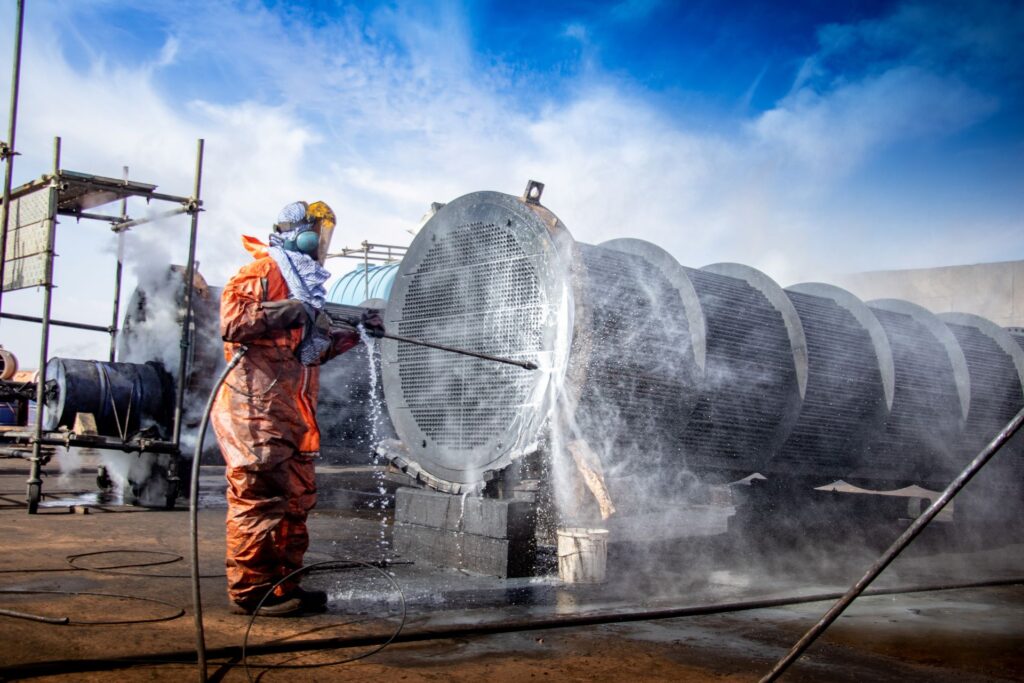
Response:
[229,592,303,617]
[292,586,329,612]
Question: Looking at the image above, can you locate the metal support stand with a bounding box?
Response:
[26,137,61,513]
[0,137,205,513]
[167,139,204,507]
[108,166,128,362]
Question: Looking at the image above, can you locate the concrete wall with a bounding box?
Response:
[834,260,1024,329]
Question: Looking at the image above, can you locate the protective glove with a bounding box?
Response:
[360,310,386,338]
[330,322,360,355]
[262,299,308,330]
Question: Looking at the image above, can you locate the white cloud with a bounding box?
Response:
[155,36,178,68]
[0,0,1018,366]
[752,66,997,174]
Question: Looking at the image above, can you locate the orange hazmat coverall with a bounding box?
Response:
[211,235,359,605]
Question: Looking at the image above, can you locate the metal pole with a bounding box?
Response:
[381,332,539,371]
[171,139,204,446]
[110,206,188,231]
[0,607,69,625]
[363,240,370,300]
[27,137,60,514]
[0,0,26,315]
[760,404,1024,682]
[0,311,111,333]
[109,166,128,362]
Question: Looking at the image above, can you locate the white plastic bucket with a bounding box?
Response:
[557,527,609,584]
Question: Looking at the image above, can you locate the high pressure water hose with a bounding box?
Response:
[189,344,247,683]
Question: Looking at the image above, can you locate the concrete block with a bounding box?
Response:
[393,521,536,578]
[394,487,535,540]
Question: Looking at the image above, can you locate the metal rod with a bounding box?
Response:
[27,137,61,514]
[0,311,111,333]
[0,430,179,454]
[144,190,199,205]
[363,241,370,300]
[760,404,1024,682]
[60,206,192,229]
[57,210,123,223]
[322,302,536,370]
[109,166,128,362]
[0,0,26,316]
[381,332,538,370]
[327,242,408,258]
[111,206,189,232]
[172,139,204,446]
[43,177,192,206]
[0,607,69,625]
[327,254,403,263]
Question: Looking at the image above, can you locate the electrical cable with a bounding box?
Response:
[241,559,407,682]
[189,345,247,683]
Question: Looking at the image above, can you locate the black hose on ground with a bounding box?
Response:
[189,345,247,683]
[3,575,1021,681]
[241,559,407,681]
[0,589,184,625]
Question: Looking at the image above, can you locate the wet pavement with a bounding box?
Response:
[0,454,1021,681]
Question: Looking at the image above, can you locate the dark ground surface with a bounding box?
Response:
[0,454,1022,682]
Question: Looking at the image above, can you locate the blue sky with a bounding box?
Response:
[0,0,1022,362]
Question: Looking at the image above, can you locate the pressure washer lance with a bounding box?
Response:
[323,303,539,371]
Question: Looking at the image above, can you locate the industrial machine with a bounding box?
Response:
[377,182,1024,552]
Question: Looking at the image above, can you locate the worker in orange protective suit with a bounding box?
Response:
[211,200,384,617]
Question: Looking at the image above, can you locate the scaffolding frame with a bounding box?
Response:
[0,137,206,513]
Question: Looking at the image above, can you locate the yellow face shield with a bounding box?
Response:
[306,201,336,264]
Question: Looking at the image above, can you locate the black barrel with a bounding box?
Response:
[43,358,173,438]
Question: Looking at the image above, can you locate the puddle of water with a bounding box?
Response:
[39,490,117,508]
